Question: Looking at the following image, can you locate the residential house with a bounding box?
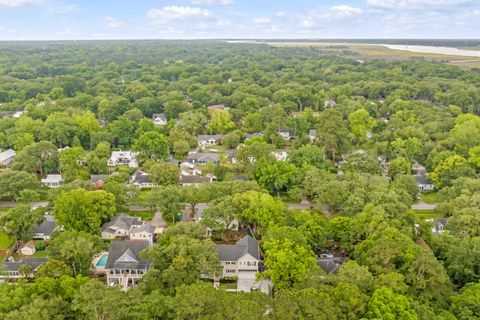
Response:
[0,258,48,279]
[19,241,36,256]
[412,163,428,176]
[277,129,294,141]
[90,175,110,189]
[187,152,220,166]
[180,175,213,186]
[414,175,435,192]
[216,235,261,292]
[272,150,288,161]
[245,132,264,141]
[34,214,57,240]
[197,135,224,147]
[13,106,25,118]
[105,240,151,289]
[316,257,347,274]
[152,113,167,126]
[180,162,202,176]
[426,218,449,235]
[101,214,143,240]
[0,149,16,165]
[308,129,317,143]
[225,149,238,164]
[108,151,138,168]
[129,224,156,246]
[41,174,63,188]
[128,171,158,189]
[324,99,337,107]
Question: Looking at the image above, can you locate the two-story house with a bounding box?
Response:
[197,135,224,147]
[105,240,151,289]
[101,214,155,242]
[108,151,138,168]
[216,235,261,292]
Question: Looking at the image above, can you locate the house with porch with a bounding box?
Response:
[105,240,151,289]
[41,174,63,188]
[0,258,48,279]
[128,171,158,189]
[414,175,435,192]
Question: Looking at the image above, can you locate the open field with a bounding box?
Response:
[267,42,480,69]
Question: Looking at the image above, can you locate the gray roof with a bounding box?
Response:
[316,258,347,274]
[3,258,48,272]
[152,113,167,122]
[129,171,152,185]
[105,240,150,270]
[89,175,110,183]
[102,214,142,234]
[216,235,259,261]
[0,149,15,161]
[180,175,212,185]
[35,215,56,236]
[130,224,156,234]
[414,175,433,185]
[198,134,224,142]
[245,132,264,140]
[187,153,220,163]
[225,149,238,158]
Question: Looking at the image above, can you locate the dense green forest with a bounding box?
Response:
[1,41,480,319]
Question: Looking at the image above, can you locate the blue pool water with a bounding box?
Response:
[96,254,108,267]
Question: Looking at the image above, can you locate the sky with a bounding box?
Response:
[0,0,479,40]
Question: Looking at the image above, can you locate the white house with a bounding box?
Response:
[277,129,294,141]
[41,174,63,188]
[272,150,288,161]
[308,129,317,143]
[105,240,151,289]
[0,149,16,165]
[180,162,202,176]
[426,218,449,235]
[0,258,47,279]
[187,152,220,166]
[197,135,224,147]
[216,235,261,292]
[108,151,138,168]
[20,241,36,256]
[152,113,167,126]
[101,214,155,244]
[128,171,158,188]
[129,224,156,246]
[414,175,435,192]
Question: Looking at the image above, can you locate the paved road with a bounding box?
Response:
[412,200,437,211]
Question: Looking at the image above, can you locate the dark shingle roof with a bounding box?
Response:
[216,235,259,261]
[105,240,150,270]
[180,175,212,185]
[414,175,433,185]
[3,258,48,272]
[35,216,56,236]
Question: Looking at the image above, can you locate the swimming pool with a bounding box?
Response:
[96,254,108,267]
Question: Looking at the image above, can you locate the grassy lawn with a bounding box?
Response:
[218,282,237,290]
[414,210,445,220]
[0,231,13,249]
[421,192,439,204]
[32,250,49,258]
[128,210,156,221]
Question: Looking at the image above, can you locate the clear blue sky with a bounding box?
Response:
[0,0,478,40]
